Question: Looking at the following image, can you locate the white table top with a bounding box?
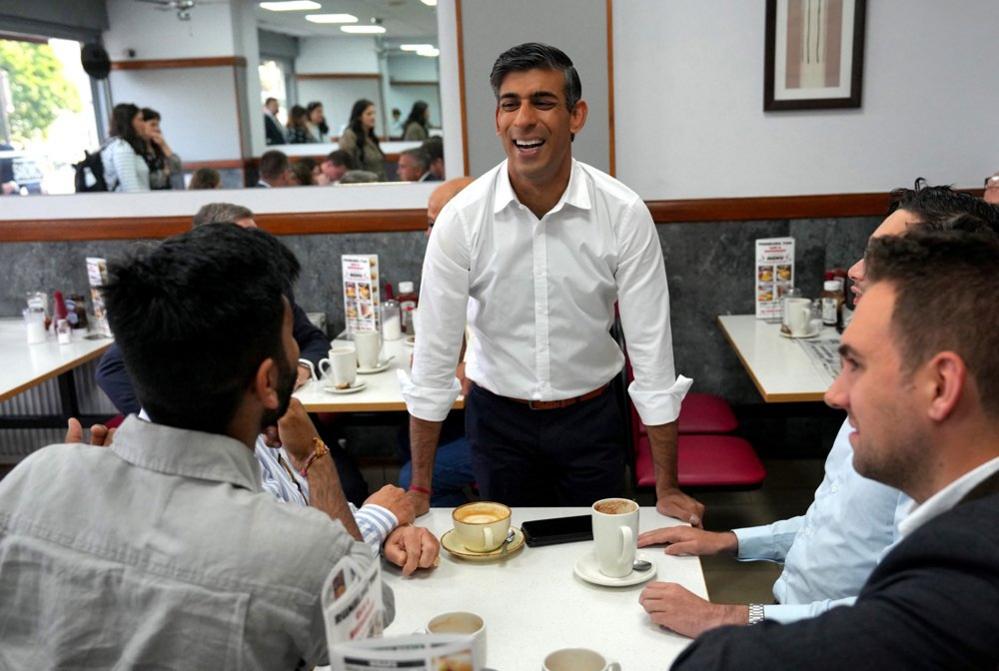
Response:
[294,337,464,413]
[717,314,838,403]
[275,141,423,159]
[381,507,705,670]
[0,318,113,403]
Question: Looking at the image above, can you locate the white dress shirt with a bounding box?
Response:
[733,419,911,623]
[898,455,999,537]
[403,159,690,424]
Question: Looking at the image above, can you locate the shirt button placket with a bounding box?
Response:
[533,219,550,397]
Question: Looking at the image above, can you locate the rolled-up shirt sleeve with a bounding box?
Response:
[615,198,692,426]
[401,203,469,422]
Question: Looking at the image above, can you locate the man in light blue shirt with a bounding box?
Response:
[637,182,999,638]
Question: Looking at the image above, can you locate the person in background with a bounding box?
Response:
[100,103,150,192]
[638,182,999,639]
[256,150,292,188]
[421,136,445,181]
[306,101,329,143]
[285,104,316,144]
[263,96,286,145]
[97,202,373,507]
[139,108,183,190]
[188,167,221,189]
[673,229,999,671]
[396,147,431,182]
[0,142,18,194]
[290,158,317,186]
[318,149,355,185]
[390,107,404,139]
[984,171,999,205]
[338,99,386,180]
[402,101,430,141]
[0,224,393,668]
[338,170,380,184]
[403,43,699,521]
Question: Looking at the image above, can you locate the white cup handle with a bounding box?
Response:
[299,359,317,381]
[483,527,494,550]
[618,526,634,565]
[318,359,332,378]
[607,662,621,671]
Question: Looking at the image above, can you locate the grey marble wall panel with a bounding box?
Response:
[0,216,879,408]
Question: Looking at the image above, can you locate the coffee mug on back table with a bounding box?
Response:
[543,648,620,671]
[452,501,511,552]
[354,331,383,369]
[784,297,812,336]
[318,346,357,389]
[591,498,639,578]
[427,611,486,667]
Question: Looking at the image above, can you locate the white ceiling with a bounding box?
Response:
[254,0,438,44]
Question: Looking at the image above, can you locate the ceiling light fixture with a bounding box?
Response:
[260,1,321,11]
[400,44,434,51]
[420,0,438,6]
[416,47,440,57]
[305,13,358,23]
[340,25,386,34]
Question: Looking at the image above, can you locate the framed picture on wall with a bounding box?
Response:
[764,0,866,110]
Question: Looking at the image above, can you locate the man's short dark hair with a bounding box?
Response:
[260,150,289,180]
[421,137,443,164]
[489,42,581,111]
[102,224,300,433]
[192,203,253,228]
[325,149,356,169]
[399,147,428,170]
[865,228,999,419]
[889,179,999,233]
[265,97,277,106]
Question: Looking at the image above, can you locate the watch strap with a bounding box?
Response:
[747,603,765,625]
[299,437,329,478]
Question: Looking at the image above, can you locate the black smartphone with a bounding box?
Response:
[521,514,593,547]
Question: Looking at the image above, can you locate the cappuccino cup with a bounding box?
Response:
[543,648,620,671]
[354,331,383,369]
[427,611,486,666]
[452,501,511,552]
[318,346,357,389]
[592,498,639,578]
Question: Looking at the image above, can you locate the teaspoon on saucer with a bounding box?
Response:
[633,558,652,572]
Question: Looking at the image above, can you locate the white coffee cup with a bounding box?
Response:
[23,309,46,345]
[318,347,357,389]
[452,501,511,552]
[427,611,486,666]
[354,331,383,369]
[784,297,812,336]
[543,648,620,671]
[592,498,639,578]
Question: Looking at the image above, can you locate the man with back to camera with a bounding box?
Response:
[670,228,999,670]
[637,183,999,637]
[421,137,445,181]
[93,203,437,569]
[257,149,292,187]
[319,149,356,185]
[402,43,702,523]
[0,224,394,668]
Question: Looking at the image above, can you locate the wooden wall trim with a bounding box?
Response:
[455,0,470,176]
[295,73,381,80]
[111,56,247,70]
[183,159,249,171]
[390,80,440,86]
[646,193,893,223]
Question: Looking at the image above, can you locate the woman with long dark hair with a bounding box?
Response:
[337,99,385,180]
[402,101,430,141]
[139,108,183,190]
[286,105,315,144]
[306,101,328,143]
[100,103,150,192]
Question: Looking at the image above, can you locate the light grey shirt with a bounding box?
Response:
[0,416,391,670]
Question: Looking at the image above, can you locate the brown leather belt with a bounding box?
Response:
[504,384,611,411]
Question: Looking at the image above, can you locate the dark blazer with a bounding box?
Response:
[96,301,329,415]
[673,470,999,671]
[264,114,285,145]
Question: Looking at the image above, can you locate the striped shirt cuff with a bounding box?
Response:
[350,503,398,554]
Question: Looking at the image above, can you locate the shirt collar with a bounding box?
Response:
[492,159,591,216]
[898,455,999,537]
[110,415,263,493]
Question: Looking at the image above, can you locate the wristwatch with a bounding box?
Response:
[299,437,330,478]
[747,604,765,625]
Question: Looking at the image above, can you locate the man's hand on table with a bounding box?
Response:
[656,487,705,528]
[294,363,312,390]
[383,525,440,576]
[639,582,748,639]
[638,527,737,556]
[366,485,415,526]
[406,489,431,517]
[65,418,115,447]
[276,399,320,469]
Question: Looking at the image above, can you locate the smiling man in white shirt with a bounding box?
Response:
[402,43,700,522]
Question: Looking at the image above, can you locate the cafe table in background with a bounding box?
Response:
[363,507,706,669]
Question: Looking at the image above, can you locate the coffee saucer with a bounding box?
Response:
[358,357,394,374]
[404,335,416,346]
[440,527,525,561]
[323,380,367,394]
[573,552,656,587]
[779,328,821,339]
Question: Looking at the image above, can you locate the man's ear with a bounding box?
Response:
[253,357,281,411]
[924,351,967,423]
[569,99,588,136]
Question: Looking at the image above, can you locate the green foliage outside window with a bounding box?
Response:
[0,40,81,145]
